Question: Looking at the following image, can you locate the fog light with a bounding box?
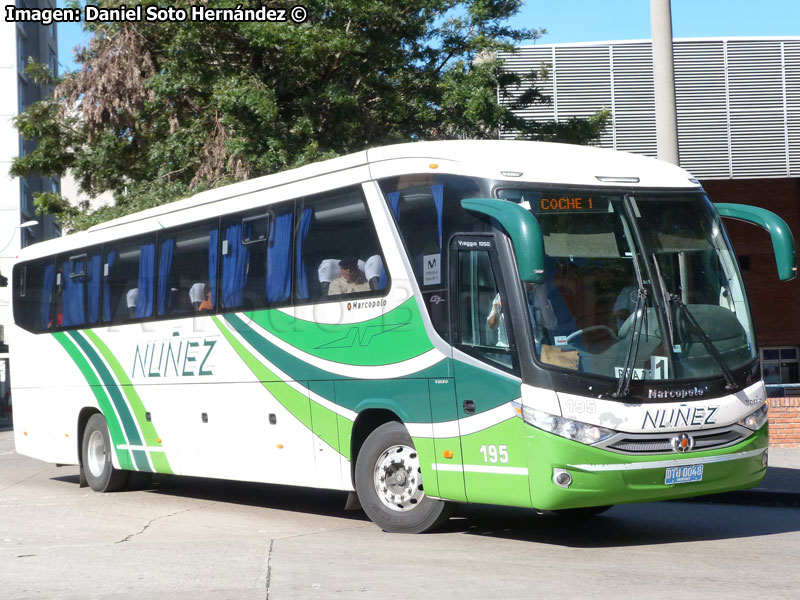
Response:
[553,468,572,488]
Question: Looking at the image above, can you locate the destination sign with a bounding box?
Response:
[533,195,610,214]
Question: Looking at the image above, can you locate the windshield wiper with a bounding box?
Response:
[651,256,675,350]
[613,286,648,398]
[669,294,737,390]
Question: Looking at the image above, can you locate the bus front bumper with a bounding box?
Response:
[527,425,769,511]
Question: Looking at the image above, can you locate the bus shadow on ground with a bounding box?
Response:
[50,470,800,546]
[446,500,800,547]
[52,470,370,522]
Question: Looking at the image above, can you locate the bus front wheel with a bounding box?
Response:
[355,421,453,533]
[81,414,128,493]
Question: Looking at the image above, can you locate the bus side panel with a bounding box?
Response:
[428,377,467,502]
[11,329,89,466]
[307,380,345,490]
[12,386,83,466]
[164,381,318,487]
[452,359,532,507]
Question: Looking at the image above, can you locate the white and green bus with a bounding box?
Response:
[11,141,795,533]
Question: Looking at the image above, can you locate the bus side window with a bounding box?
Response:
[455,248,519,374]
[295,187,387,303]
[380,174,485,341]
[56,250,102,328]
[156,222,218,317]
[220,205,293,311]
[12,259,55,332]
[102,237,155,324]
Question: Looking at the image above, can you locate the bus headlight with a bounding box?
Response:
[512,402,615,445]
[737,403,769,431]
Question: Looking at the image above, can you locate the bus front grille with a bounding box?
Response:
[601,426,750,455]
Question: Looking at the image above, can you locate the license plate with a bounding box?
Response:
[665,464,703,485]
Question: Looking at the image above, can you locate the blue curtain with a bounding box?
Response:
[208,228,218,308]
[102,249,118,322]
[388,191,401,220]
[40,264,54,329]
[61,259,85,327]
[157,238,175,315]
[431,184,444,252]
[87,253,101,324]
[135,242,155,319]
[295,207,313,299]
[222,223,248,308]
[379,267,387,290]
[267,211,292,303]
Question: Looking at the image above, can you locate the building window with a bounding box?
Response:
[17,79,26,114]
[49,49,58,78]
[17,36,27,76]
[762,347,799,385]
[21,225,38,248]
[20,179,34,219]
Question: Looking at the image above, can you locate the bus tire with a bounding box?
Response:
[81,413,128,493]
[355,421,453,533]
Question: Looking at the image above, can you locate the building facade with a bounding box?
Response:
[1,0,62,417]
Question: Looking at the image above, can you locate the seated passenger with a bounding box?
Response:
[364,254,386,290]
[126,288,138,318]
[328,256,370,295]
[487,293,508,348]
[318,258,342,296]
[190,282,213,311]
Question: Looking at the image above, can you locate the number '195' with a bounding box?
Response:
[479,444,508,463]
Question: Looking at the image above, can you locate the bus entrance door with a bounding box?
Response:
[429,377,467,503]
[450,234,532,508]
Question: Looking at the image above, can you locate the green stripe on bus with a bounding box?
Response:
[225,313,353,382]
[67,331,151,472]
[212,316,343,453]
[248,297,434,366]
[52,332,134,470]
[84,330,173,475]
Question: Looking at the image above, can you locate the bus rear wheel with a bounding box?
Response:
[82,413,128,493]
[355,421,453,533]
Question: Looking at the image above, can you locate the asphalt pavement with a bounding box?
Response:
[1,417,797,506]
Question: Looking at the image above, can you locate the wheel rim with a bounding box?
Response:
[373,444,426,512]
[87,430,107,478]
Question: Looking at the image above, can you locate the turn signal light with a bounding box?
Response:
[443,450,454,459]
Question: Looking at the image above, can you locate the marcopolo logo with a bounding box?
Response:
[347,299,388,311]
[647,386,707,400]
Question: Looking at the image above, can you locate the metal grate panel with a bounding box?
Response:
[501,37,800,179]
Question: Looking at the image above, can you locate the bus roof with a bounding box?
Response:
[17,140,699,260]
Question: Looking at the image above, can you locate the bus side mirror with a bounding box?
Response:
[715,203,797,282]
[461,198,545,283]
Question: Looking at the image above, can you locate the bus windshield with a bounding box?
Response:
[498,189,756,383]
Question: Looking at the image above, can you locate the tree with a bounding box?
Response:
[12,0,608,230]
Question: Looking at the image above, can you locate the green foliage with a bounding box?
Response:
[12,0,607,231]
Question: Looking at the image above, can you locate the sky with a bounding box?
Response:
[55,0,800,74]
